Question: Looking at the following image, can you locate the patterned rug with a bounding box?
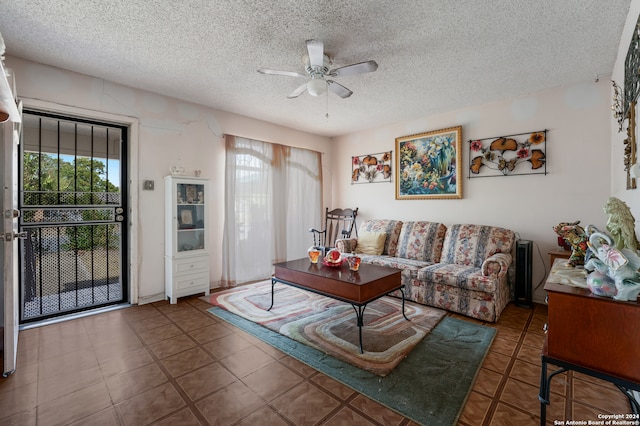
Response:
[204,280,446,376]
[206,302,496,425]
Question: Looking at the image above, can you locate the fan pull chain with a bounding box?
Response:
[325,89,329,119]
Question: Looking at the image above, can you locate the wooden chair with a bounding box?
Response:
[309,207,358,253]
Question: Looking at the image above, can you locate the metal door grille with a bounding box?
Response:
[19,111,128,322]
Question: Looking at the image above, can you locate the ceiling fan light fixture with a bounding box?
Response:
[258,39,378,100]
[307,77,327,97]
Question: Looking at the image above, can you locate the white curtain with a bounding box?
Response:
[221,135,322,287]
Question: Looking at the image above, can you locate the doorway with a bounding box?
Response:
[19,111,128,322]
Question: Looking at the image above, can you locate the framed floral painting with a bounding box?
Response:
[395,126,462,199]
[351,151,392,184]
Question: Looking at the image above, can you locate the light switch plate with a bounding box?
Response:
[143,180,154,190]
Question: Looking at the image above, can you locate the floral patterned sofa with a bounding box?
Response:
[336,219,516,322]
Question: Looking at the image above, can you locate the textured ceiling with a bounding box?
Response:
[0,0,631,137]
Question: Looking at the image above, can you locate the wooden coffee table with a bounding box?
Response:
[271,258,407,353]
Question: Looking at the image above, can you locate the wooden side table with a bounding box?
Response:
[548,250,570,266]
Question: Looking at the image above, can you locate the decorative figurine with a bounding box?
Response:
[553,221,589,266]
[585,230,640,301]
[603,197,640,251]
[324,248,342,266]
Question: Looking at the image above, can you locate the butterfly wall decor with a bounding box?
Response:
[468,130,547,178]
[352,151,392,184]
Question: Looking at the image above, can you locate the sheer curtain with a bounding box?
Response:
[221,135,322,287]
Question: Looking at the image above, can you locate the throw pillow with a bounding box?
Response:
[355,231,387,255]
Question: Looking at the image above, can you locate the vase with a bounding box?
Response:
[586,270,617,297]
[346,253,361,271]
[307,246,322,264]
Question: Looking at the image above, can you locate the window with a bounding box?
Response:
[222,136,321,286]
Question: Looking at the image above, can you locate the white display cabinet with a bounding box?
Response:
[164,176,210,303]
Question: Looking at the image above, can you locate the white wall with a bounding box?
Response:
[611,0,640,218]
[6,56,332,303]
[331,80,612,303]
[9,2,640,306]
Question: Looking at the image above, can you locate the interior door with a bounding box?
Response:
[2,101,20,377]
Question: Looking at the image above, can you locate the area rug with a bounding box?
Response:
[205,280,446,376]
[207,305,495,426]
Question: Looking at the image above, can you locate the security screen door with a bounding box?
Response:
[19,111,128,322]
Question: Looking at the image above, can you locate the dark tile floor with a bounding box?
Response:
[0,295,633,425]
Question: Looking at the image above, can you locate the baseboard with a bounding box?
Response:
[138,282,220,305]
[532,294,547,305]
[137,292,167,305]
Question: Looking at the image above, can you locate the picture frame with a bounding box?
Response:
[178,205,196,229]
[395,126,462,199]
[185,185,197,203]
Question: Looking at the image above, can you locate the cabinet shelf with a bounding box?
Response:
[165,176,210,304]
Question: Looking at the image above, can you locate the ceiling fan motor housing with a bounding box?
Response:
[303,54,331,78]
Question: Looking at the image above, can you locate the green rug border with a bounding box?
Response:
[207,306,495,426]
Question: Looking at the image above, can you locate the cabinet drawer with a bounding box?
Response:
[175,272,209,290]
[174,257,208,274]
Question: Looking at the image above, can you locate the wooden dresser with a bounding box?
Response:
[544,260,640,383]
[539,260,640,423]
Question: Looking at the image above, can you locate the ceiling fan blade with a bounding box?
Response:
[258,68,306,78]
[327,80,353,98]
[306,39,324,68]
[287,83,308,99]
[330,61,378,77]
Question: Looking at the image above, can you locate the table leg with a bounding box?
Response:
[615,385,640,415]
[399,286,409,321]
[267,278,276,311]
[538,358,548,426]
[351,304,367,354]
[538,357,567,425]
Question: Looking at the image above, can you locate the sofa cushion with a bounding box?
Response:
[418,263,499,293]
[355,231,387,255]
[396,221,447,262]
[358,219,403,256]
[404,281,505,322]
[359,255,433,281]
[441,224,515,268]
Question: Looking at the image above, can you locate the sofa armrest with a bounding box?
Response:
[335,238,358,253]
[482,253,513,278]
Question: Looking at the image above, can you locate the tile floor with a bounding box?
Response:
[0,296,633,425]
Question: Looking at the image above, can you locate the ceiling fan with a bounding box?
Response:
[258,39,378,99]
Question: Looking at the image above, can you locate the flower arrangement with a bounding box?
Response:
[352,151,392,184]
